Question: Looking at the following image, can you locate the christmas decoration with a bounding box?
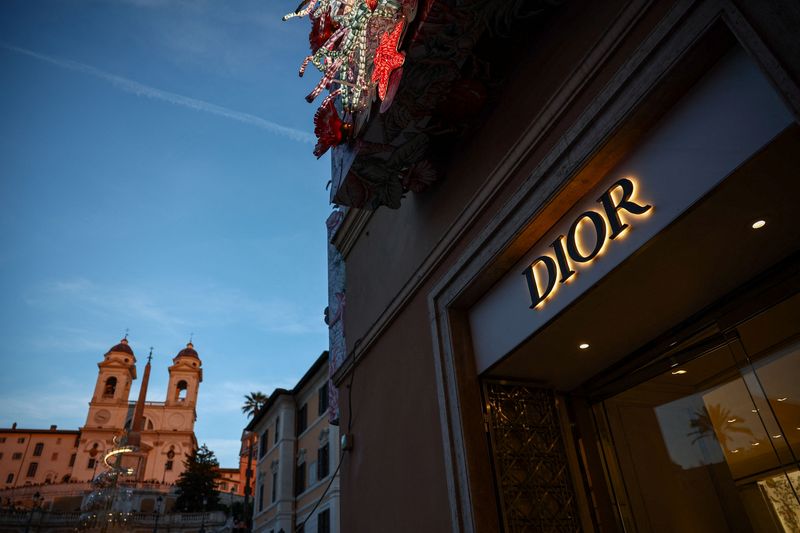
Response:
[326,0,563,209]
[372,20,406,100]
[78,435,139,531]
[314,98,345,158]
[283,0,413,155]
[309,13,339,53]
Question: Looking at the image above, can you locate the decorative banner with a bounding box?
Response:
[325,209,347,425]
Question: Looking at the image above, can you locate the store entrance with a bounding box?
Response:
[597,295,800,533]
[477,125,800,532]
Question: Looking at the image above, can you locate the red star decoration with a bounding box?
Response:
[372,21,405,101]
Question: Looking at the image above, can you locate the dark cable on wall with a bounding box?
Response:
[295,338,361,533]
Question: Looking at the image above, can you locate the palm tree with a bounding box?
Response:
[241,392,267,532]
[242,391,268,418]
[688,403,753,453]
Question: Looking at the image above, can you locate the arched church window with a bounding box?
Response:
[175,380,188,402]
[103,377,117,398]
[146,418,155,430]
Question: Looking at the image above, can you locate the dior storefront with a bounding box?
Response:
[430,25,800,533]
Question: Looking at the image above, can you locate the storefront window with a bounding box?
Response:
[600,311,800,532]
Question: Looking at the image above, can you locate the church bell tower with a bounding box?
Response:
[85,338,137,429]
[164,342,202,427]
[75,338,139,481]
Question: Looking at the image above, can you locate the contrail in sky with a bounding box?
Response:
[1,42,315,144]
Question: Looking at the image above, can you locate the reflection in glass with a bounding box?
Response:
[602,340,800,532]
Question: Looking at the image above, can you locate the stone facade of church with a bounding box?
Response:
[0,338,203,510]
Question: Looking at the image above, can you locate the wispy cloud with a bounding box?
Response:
[0,42,314,144]
[26,277,324,338]
[0,378,88,428]
[201,379,296,416]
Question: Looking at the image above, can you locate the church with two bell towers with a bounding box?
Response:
[0,337,204,494]
[79,337,203,484]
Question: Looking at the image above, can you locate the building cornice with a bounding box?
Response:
[0,428,80,435]
[331,208,374,258]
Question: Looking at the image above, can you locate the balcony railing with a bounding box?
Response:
[0,480,176,501]
[0,510,227,527]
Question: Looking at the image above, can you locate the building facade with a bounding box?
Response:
[0,338,206,511]
[247,352,339,533]
[78,338,202,486]
[322,0,800,531]
[0,426,80,489]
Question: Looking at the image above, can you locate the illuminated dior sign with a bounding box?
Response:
[523,178,652,309]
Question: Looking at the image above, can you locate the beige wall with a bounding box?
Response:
[251,356,339,533]
[0,429,79,488]
[215,468,242,494]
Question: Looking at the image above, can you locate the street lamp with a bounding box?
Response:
[24,491,41,533]
[199,496,207,533]
[153,495,163,533]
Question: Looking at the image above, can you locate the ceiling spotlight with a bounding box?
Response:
[731,449,740,454]
[671,369,687,375]
[751,409,759,413]
[579,343,590,350]
[751,220,766,229]
[777,397,788,402]
[752,442,761,446]
[727,418,737,423]
[772,434,782,439]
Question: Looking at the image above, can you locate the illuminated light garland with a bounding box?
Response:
[103,446,137,476]
[283,0,409,153]
[78,435,140,530]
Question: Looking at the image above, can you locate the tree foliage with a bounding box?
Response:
[174,444,220,512]
[242,391,268,418]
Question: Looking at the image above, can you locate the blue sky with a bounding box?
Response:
[0,0,331,466]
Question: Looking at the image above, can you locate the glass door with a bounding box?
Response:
[595,295,800,532]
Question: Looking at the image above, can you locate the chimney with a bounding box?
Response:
[12,422,17,430]
[50,425,57,431]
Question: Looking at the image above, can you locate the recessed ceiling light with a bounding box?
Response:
[731,449,740,454]
[751,409,759,413]
[727,418,737,423]
[777,397,788,402]
[752,220,766,229]
[579,343,590,350]
[752,442,761,446]
[671,369,687,375]
[772,434,782,439]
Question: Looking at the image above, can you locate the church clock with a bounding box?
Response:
[94,409,111,425]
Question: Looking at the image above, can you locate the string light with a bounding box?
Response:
[283,0,408,151]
